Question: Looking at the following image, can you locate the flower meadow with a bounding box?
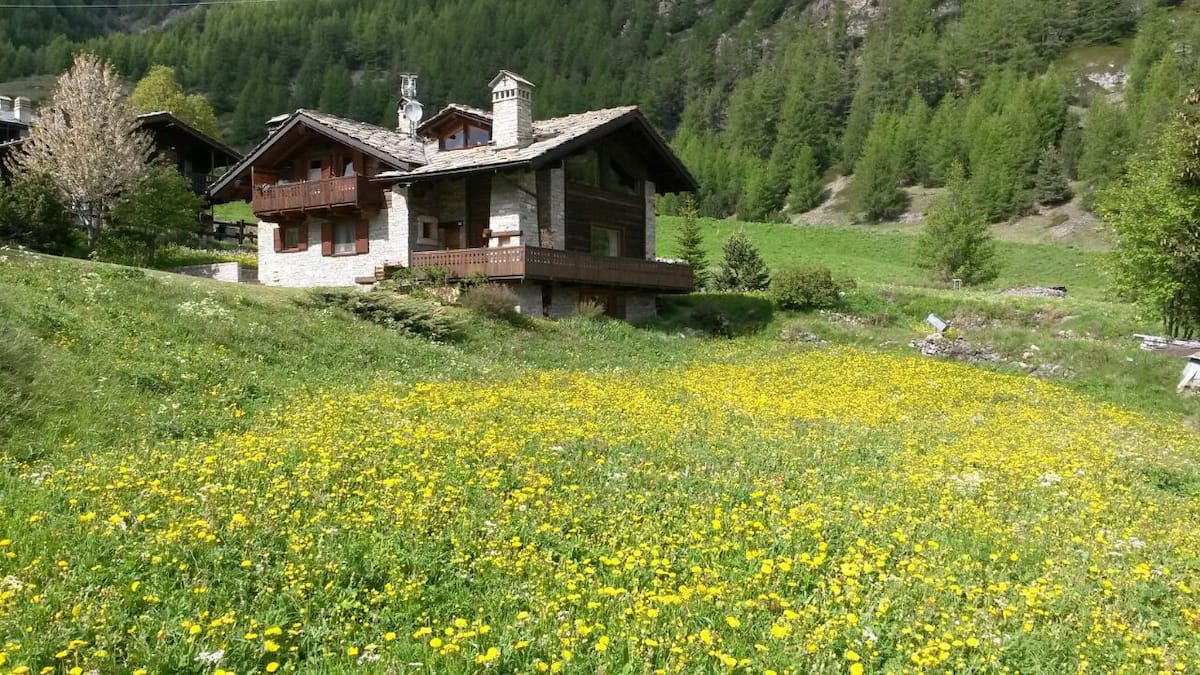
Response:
[1,349,1197,674]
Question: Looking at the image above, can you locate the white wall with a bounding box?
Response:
[257,185,410,287]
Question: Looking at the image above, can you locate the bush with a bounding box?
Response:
[0,173,81,256]
[460,284,522,324]
[571,300,607,321]
[770,266,853,311]
[306,290,463,341]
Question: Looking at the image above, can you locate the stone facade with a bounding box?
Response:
[257,184,409,287]
[625,292,658,323]
[488,171,539,247]
[549,168,566,250]
[491,72,533,148]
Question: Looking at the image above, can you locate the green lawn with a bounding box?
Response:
[658,217,1110,300]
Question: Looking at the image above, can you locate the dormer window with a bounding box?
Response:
[438,124,490,151]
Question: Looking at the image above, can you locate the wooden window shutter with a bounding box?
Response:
[321,223,333,256]
[355,220,369,254]
[273,226,283,252]
[296,225,309,252]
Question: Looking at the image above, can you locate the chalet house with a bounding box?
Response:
[209,71,698,320]
[0,101,241,194]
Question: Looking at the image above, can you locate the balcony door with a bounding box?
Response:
[467,175,491,248]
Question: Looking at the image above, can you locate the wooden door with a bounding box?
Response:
[466,175,491,248]
[441,222,462,250]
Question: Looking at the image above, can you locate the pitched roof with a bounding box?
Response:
[210,104,698,199]
[381,106,697,192]
[136,110,241,164]
[299,109,426,165]
[208,109,426,199]
[417,103,493,136]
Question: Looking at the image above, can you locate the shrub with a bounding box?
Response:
[571,300,607,321]
[416,266,451,286]
[917,162,1000,285]
[770,266,853,311]
[460,284,522,324]
[306,290,463,341]
[0,172,81,256]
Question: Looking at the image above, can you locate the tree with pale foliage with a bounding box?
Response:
[1098,92,1200,339]
[131,65,222,139]
[6,53,152,253]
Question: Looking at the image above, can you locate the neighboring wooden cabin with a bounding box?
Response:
[0,106,241,194]
[210,70,697,320]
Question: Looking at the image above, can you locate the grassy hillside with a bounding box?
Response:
[1,247,1198,673]
[658,217,1109,299]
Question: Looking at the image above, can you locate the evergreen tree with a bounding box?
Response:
[967,115,1026,221]
[1059,112,1084,179]
[896,93,930,185]
[787,145,824,213]
[713,230,771,292]
[1035,146,1073,206]
[841,88,874,171]
[917,162,999,285]
[1078,95,1132,191]
[1129,51,1183,145]
[852,112,907,221]
[673,195,710,290]
[923,95,965,187]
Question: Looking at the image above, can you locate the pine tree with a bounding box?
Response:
[852,112,907,221]
[674,195,710,290]
[896,93,930,185]
[923,95,965,187]
[1078,95,1132,191]
[713,231,771,292]
[917,162,999,285]
[1034,146,1073,206]
[967,115,1026,221]
[841,88,874,171]
[1059,112,1084,179]
[787,145,824,213]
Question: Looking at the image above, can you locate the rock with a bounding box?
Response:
[1004,286,1068,298]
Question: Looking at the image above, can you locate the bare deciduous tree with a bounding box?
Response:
[6,53,152,252]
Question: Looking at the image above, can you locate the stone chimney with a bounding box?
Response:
[13,97,32,124]
[0,97,12,117]
[490,70,534,148]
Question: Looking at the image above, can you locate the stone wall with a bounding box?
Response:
[173,262,258,284]
[625,292,658,323]
[509,281,544,317]
[489,171,539,247]
[257,185,410,287]
[546,285,580,319]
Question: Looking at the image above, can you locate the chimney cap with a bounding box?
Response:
[489,70,535,90]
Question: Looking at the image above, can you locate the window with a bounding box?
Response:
[590,226,621,257]
[333,222,356,255]
[441,127,466,151]
[417,217,440,245]
[468,126,490,147]
[275,224,305,253]
[608,158,639,195]
[278,164,293,184]
[307,159,323,181]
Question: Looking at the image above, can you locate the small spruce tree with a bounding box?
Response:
[1035,147,1073,206]
[917,162,1000,285]
[674,195,710,290]
[713,231,771,292]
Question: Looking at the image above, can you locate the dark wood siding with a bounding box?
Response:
[564,184,646,259]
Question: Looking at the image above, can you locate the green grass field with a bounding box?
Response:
[1,222,1197,672]
[657,217,1109,300]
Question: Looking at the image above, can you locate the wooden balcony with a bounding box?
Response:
[410,246,693,292]
[251,175,378,217]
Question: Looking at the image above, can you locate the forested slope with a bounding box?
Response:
[1,0,1194,221]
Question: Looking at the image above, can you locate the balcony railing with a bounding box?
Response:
[410,246,693,292]
[251,175,377,216]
